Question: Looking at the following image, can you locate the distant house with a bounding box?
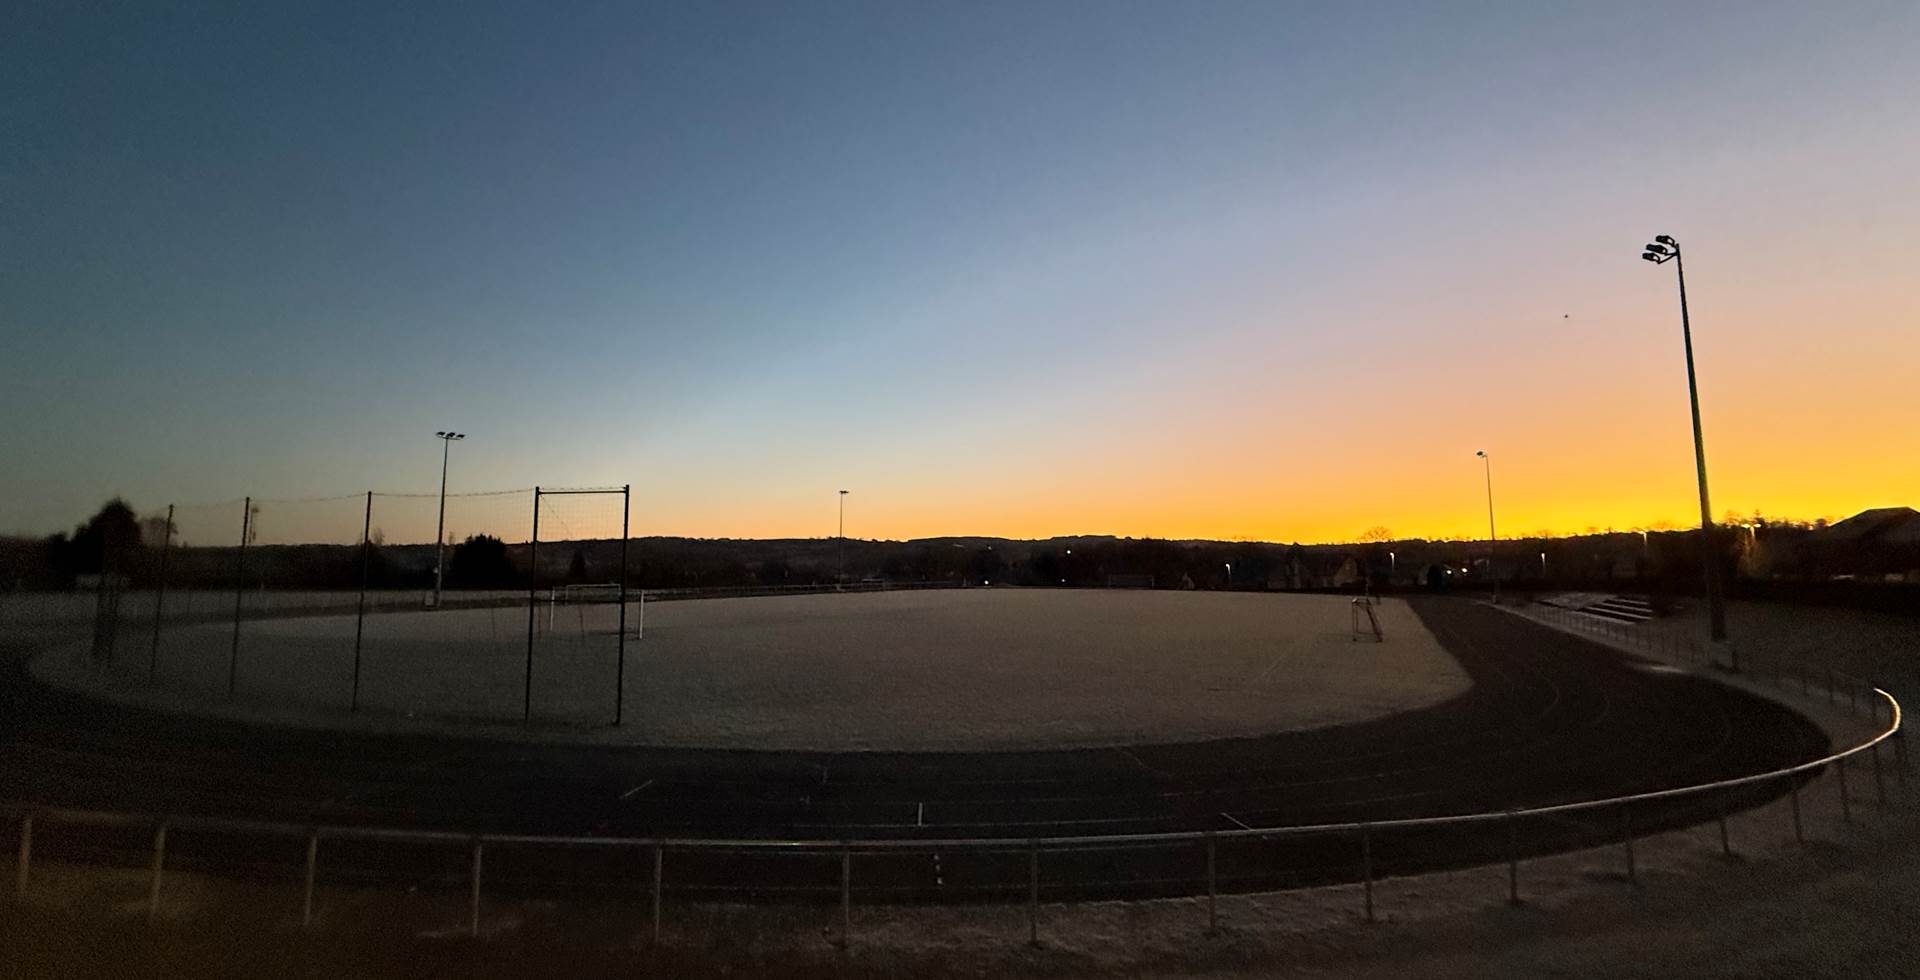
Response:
[1806,507,1920,582]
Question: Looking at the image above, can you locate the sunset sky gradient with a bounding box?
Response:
[4,1,1915,543]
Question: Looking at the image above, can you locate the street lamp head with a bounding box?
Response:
[1641,252,1660,262]
[1654,234,1676,246]
[1475,450,1487,458]
[1645,243,1670,255]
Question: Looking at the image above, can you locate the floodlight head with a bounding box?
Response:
[436,431,446,437]
[1654,235,1676,246]
[1642,252,1660,262]
[1646,243,1670,254]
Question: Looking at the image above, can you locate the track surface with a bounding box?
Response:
[0,597,1828,902]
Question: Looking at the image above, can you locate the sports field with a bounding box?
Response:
[55,589,1469,751]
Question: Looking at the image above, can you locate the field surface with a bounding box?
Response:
[56,589,1469,751]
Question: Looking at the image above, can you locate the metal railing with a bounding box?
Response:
[4,665,1902,946]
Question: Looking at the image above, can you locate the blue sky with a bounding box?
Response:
[5,1,1916,541]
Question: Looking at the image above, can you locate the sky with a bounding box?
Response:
[4,1,1916,545]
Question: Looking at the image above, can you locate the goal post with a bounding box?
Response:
[526,485,634,726]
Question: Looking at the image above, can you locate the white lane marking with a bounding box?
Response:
[619,779,655,800]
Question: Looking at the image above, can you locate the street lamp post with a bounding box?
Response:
[836,489,850,587]
[431,431,465,609]
[1475,450,1498,603]
[1641,235,1729,650]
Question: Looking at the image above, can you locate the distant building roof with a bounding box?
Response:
[1824,507,1920,544]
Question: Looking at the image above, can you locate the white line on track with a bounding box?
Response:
[1220,811,1253,830]
[619,779,654,800]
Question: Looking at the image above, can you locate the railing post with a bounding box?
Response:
[148,824,167,922]
[650,845,663,946]
[14,811,31,899]
[1790,781,1805,844]
[302,831,318,927]
[1027,842,1040,946]
[840,847,851,947]
[1620,808,1636,885]
[1360,825,1374,922]
[1872,742,1888,805]
[1836,760,1852,823]
[1205,833,1217,933]
[468,839,483,938]
[1506,810,1520,905]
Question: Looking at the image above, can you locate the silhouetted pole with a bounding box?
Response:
[432,430,464,609]
[837,489,849,586]
[1476,450,1498,603]
[1641,236,1729,652]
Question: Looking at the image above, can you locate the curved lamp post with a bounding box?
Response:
[1641,235,1729,652]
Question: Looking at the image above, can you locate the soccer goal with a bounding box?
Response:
[1350,597,1384,642]
[546,583,645,637]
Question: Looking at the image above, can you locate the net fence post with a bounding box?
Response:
[352,491,372,712]
[229,497,250,697]
[149,503,173,678]
[524,489,540,725]
[616,485,629,727]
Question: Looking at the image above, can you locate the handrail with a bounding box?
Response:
[1,689,1898,857]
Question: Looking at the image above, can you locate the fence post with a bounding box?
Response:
[468,839,483,938]
[14,811,30,898]
[148,824,168,922]
[229,497,250,696]
[1620,808,1636,885]
[615,485,630,726]
[1506,810,1520,905]
[1027,842,1040,946]
[1790,781,1804,844]
[524,489,540,724]
[150,503,173,677]
[650,845,662,946]
[302,831,318,927]
[1360,825,1374,922]
[352,492,371,712]
[1872,742,1888,805]
[840,846,852,947]
[1205,833,1218,933]
[1836,760,1852,823]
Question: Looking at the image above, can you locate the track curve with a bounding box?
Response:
[0,597,1831,901]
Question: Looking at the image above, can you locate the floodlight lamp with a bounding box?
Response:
[1646,243,1670,254]
[1642,252,1660,262]
[1654,235,1676,246]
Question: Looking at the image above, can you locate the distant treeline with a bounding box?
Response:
[3,500,1914,615]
